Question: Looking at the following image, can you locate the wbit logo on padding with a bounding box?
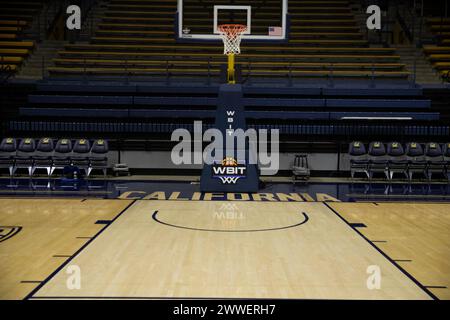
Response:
[212,157,247,184]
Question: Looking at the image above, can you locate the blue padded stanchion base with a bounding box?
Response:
[200,84,259,192]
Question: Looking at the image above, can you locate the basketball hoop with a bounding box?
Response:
[218,24,247,55]
[218,24,247,84]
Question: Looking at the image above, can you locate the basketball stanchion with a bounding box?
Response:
[200,23,259,192]
[218,24,247,84]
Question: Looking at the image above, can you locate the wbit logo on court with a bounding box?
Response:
[212,157,246,184]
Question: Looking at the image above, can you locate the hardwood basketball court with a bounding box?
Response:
[1,198,448,300]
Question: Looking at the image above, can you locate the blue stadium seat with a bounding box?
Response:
[406,142,427,181]
[425,142,446,180]
[387,142,408,180]
[0,137,17,176]
[32,137,54,176]
[71,139,91,175]
[88,139,109,177]
[348,141,369,179]
[444,143,450,181]
[368,142,389,180]
[14,138,36,176]
[51,139,73,176]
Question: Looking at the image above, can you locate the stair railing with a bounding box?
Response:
[395,0,427,85]
[31,0,68,42]
[395,1,415,44]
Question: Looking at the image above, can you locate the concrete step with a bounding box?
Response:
[396,45,442,84]
[15,39,66,79]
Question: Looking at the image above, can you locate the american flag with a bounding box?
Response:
[268,26,282,36]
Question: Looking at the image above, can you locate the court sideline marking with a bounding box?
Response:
[323,202,438,300]
[24,199,137,300]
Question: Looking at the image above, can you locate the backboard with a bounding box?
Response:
[178,0,288,41]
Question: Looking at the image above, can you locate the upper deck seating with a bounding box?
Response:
[48,0,409,80]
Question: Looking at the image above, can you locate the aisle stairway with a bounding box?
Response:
[15,40,68,80]
[396,45,441,85]
[423,17,450,80]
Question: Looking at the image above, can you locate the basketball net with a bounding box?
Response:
[218,24,247,55]
[218,24,247,84]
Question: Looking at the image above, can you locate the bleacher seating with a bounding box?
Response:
[0,0,41,75]
[0,137,109,177]
[48,0,410,80]
[9,81,445,140]
[20,82,437,118]
[349,141,450,181]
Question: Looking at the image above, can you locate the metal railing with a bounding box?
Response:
[395,0,426,43]
[45,57,405,89]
